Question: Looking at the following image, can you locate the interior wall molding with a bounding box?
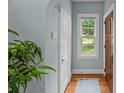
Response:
[72,69,104,74]
[72,0,104,2]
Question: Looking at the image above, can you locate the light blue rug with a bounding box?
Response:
[75,78,101,93]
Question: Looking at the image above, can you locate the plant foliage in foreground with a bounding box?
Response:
[8,29,56,93]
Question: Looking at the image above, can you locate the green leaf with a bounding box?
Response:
[8,29,19,36]
[18,67,33,76]
[37,60,44,65]
[25,76,32,81]
[8,31,56,93]
[14,40,23,43]
[28,54,36,64]
[37,47,42,59]
[38,65,56,72]
[39,71,49,74]
[9,42,20,46]
[10,74,18,93]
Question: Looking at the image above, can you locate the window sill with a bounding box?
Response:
[77,55,99,59]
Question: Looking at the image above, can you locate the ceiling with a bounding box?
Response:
[72,0,104,2]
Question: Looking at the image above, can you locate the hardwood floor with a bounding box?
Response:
[65,74,111,93]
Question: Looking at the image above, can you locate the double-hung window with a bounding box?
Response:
[77,14,99,59]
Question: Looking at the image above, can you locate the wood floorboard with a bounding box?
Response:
[65,74,110,93]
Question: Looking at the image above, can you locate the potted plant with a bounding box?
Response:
[8,29,55,93]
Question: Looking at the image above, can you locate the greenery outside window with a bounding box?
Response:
[77,14,99,59]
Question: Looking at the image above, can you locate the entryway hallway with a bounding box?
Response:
[65,74,110,93]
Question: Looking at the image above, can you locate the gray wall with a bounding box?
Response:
[8,0,71,93]
[8,0,52,93]
[45,0,72,93]
[104,0,116,13]
[72,2,104,70]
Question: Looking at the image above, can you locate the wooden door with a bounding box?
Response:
[105,11,113,93]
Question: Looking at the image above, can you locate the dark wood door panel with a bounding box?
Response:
[105,11,113,93]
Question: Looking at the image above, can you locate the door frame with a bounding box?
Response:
[58,8,72,93]
[103,3,116,93]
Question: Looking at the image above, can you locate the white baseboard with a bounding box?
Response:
[72,69,104,74]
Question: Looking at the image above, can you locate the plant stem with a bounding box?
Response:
[17,84,20,93]
[23,83,27,93]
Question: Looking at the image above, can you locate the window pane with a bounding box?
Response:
[89,27,94,35]
[82,37,95,44]
[82,44,95,54]
[82,27,88,35]
[82,37,95,55]
[88,19,95,27]
[82,37,89,44]
[82,19,88,27]
[88,37,95,44]
[82,18,95,36]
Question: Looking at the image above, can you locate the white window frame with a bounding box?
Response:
[77,13,99,59]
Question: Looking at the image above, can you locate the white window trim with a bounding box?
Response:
[77,13,99,59]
